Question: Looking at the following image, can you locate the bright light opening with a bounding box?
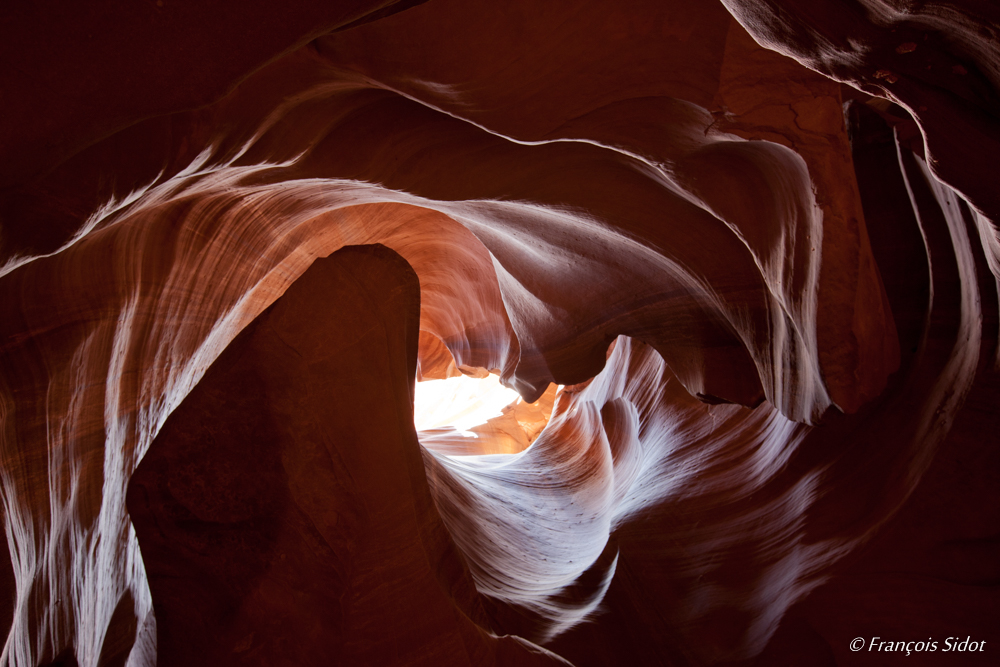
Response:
[414,373,521,436]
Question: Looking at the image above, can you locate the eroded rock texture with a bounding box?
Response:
[126,244,568,667]
[1,0,998,665]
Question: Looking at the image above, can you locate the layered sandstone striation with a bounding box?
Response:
[0,0,998,665]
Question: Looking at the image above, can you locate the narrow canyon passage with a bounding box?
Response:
[2,1,999,665]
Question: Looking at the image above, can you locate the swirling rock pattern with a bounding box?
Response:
[126,244,570,667]
[0,0,997,665]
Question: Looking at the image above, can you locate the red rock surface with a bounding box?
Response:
[126,244,569,666]
[0,1,997,665]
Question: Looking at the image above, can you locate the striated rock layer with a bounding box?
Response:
[1,0,998,665]
[127,244,569,667]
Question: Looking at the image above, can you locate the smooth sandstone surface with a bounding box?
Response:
[127,244,569,667]
[1,1,998,665]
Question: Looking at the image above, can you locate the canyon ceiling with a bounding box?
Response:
[1,0,999,665]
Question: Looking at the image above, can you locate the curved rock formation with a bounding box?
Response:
[1,1,998,665]
[126,244,570,666]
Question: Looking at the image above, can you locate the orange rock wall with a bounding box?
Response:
[1,1,998,665]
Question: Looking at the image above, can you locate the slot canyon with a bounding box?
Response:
[2,0,999,665]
